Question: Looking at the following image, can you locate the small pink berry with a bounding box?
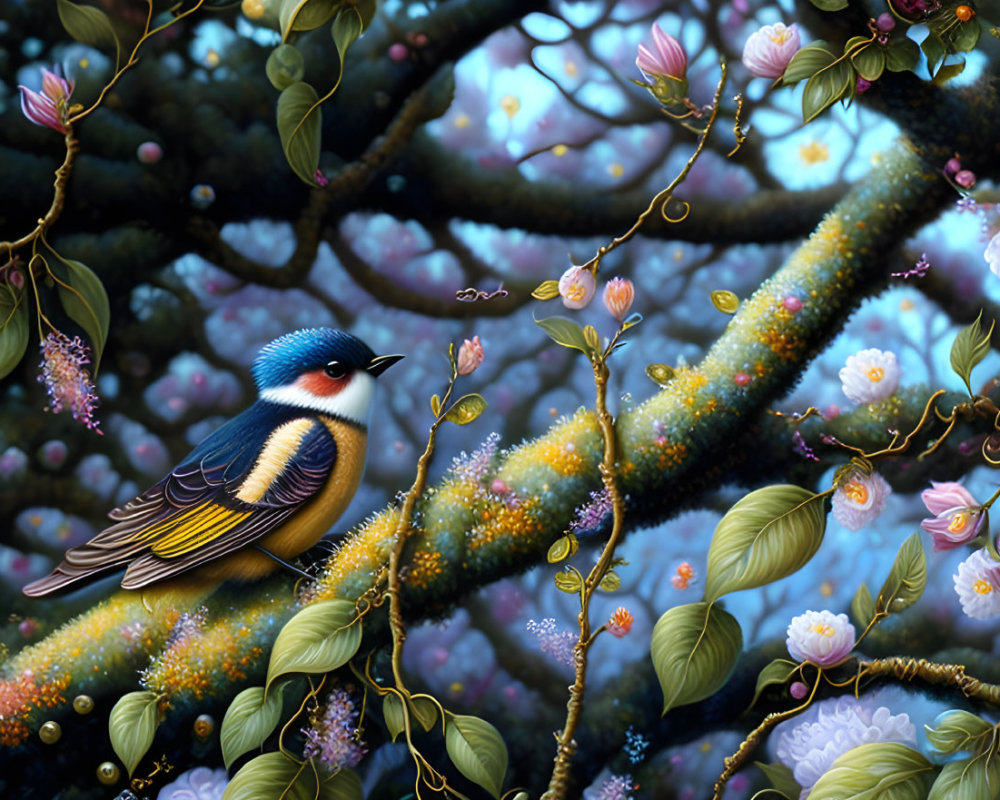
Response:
[136,141,163,164]
[944,157,962,176]
[824,404,841,419]
[388,43,408,61]
[789,681,808,699]
[491,478,511,494]
[876,12,896,31]
[783,295,803,312]
[856,76,872,93]
[734,372,751,386]
[955,169,976,189]
[19,618,37,637]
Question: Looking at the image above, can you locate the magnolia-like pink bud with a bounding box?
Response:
[602,277,635,321]
[636,23,687,81]
[742,22,801,79]
[558,266,596,310]
[457,335,484,375]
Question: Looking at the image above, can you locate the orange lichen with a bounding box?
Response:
[467,499,538,551]
[757,327,804,360]
[404,549,444,589]
[310,508,400,600]
[0,672,70,746]
[539,440,586,475]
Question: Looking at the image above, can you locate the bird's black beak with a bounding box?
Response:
[367,354,405,377]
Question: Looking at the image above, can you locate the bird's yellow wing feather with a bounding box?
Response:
[148,504,253,557]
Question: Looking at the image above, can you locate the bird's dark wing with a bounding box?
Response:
[22,406,337,596]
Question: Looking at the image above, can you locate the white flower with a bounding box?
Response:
[831,470,891,531]
[785,610,855,667]
[774,696,915,797]
[839,348,900,404]
[156,766,228,800]
[742,23,801,79]
[985,231,1000,278]
[954,549,1000,620]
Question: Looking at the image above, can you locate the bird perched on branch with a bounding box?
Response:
[23,328,403,596]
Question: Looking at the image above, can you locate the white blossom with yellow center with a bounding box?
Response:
[839,347,900,404]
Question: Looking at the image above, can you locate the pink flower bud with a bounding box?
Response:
[558,266,596,310]
[944,157,962,175]
[856,77,872,93]
[136,142,163,164]
[636,23,687,81]
[606,607,634,638]
[602,277,635,321]
[742,22,801,79]
[876,13,896,31]
[388,43,408,61]
[789,681,808,699]
[955,169,976,189]
[456,335,484,376]
[19,67,74,134]
[786,610,855,667]
[8,269,24,290]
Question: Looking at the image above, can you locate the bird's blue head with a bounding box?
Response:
[253,329,403,425]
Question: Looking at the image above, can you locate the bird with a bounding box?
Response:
[23,328,403,596]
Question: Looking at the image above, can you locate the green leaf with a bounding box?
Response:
[757,761,803,799]
[646,363,676,387]
[934,59,967,84]
[924,710,994,756]
[949,19,982,52]
[802,60,853,122]
[750,659,800,708]
[430,394,441,416]
[220,684,286,770]
[534,316,590,354]
[703,485,826,604]
[651,602,743,715]
[0,287,29,380]
[852,44,886,81]
[582,324,601,353]
[265,599,362,692]
[808,0,848,10]
[599,570,621,591]
[532,280,560,301]
[356,0,376,28]
[279,0,336,41]
[443,393,486,425]
[806,742,933,799]
[782,42,836,85]
[382,693,406,742]
[223,751,362,800]
[57,0,119,58]
[409,695,439,733]
[108,690,160,778]
[554,569,583,594]
[875,532,926,616]
[277,81,322,186]
[331,5,363,60]
[47,255,111,372]
[850,582,876,628]
[444,714,508,799]
[266,44,306,90]
[547,533,579,563]
[928,754,1000,800]
[922,35,946,75]
[711,290,740,314]
[885,37,920,72]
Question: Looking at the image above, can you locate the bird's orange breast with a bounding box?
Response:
[193,420,367,583]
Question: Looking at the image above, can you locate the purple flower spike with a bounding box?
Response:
[19,68,74,134]
[38,331,101,432]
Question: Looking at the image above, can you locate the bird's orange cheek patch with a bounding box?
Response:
[295,370,346,396]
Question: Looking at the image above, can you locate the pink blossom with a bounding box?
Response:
[742,23,801,79]
[456,335,484,376]
[558,265,596,310]
[921,481,985,551]
[635,23,687,81]
[603,277,635,321]
[786,610,855,667]
[831,469,890,531]
[19,68,74,134]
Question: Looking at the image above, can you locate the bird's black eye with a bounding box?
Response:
[325,361,347,379]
